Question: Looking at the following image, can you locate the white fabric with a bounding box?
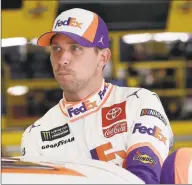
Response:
[21,80,173,168]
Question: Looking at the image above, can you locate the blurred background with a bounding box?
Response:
[2,0,192,157]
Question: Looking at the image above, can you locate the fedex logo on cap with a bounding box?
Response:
[132,123,167,145]
[55,17,82,29]
[67,100,97,118]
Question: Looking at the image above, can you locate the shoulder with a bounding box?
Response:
[39,103,63,123]
[22,104,62,137]
[112,85,156,101]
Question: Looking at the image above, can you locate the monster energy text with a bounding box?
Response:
[41,124,70,141]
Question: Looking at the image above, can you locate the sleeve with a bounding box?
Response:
[124,89,174,184]
[21,123,42,159]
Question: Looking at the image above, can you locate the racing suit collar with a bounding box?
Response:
[59,79,113,122]
[62,79,105,105]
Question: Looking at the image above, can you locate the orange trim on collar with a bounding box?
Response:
[70,85,114,122]
[62,83,109,108]
[58,84,114,122]
[59,102,68,117]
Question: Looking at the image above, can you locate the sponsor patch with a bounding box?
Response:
[133,150,157,167]
[41,124,70,141]
[98,84,109,100]
[132,123,167,144]
[41,137,75,149]
[103,121,127,138]
[140,108,167,125]
[66,84,109,119]
[55,17,82,29]
[67,100,97,118]
[102,101,127,138]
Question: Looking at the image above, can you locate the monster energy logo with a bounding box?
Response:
[41,124,70,141]
[41,131,52,141]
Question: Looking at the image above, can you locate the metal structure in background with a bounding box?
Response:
[2,0,192,38]
[58,0,170,30]
[2,0,22,10]
[1,0,192,156]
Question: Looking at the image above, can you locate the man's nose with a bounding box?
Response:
[60,59,69,66]
[58,51,71,66]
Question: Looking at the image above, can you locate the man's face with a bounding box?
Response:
[50,34,101,93]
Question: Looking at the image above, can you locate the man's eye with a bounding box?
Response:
[51,45,61,52]
[70,44,82,51]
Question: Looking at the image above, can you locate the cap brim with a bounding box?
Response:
[37,31,97,47]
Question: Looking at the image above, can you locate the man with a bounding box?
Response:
[21,8,174,184]
[160,147,192,184]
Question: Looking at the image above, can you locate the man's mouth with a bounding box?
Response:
[57,72,73,78]
[58,72,70,75]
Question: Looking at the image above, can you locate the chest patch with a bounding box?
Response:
[102,101,127,138]
[41,124,70,141]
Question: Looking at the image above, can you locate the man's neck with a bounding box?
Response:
[63,78,104,102]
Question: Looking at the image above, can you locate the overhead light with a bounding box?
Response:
[2,37,27,47]
[154,32,189,42]
[7,86,29,96]
[122,33,152,44]
[179,33,189,42]
[122,32,190,44]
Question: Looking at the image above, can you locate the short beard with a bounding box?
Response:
[58,68,98,93]
[60,78,89,93]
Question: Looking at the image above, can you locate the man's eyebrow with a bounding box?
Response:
[50,41,79,46]
[50,42,59,46]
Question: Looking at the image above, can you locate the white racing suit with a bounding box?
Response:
[21,80,174,183]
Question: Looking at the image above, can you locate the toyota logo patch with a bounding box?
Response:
[106,107,122,120]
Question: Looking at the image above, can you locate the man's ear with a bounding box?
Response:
[98,48,111,67]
